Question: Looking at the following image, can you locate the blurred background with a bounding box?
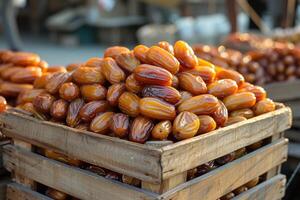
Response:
[1,0,300,199]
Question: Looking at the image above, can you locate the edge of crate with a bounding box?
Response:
[0,105,292,183]
[232,174,286,200]
[6,183,52,200]
[264,80,300,101]
[3,144,159,200]
[157,139,288,200]
[3,139,288,200]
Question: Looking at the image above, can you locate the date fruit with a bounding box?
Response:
[10,52,40,66]
[197,115,217,134]
[224,116,247,126]
[50,99,68,120]
[252,98,275,115]
[0,96,7,112]
[175,91,192,107]
[216,68,245,86]
[80,84,107,102]
[174,40,198,68]
[10,67,42,83]
[90,112,114,134]
[178,72,207,95]
[139,97,176,120]
[230,108,254,119]
[129,116,154,143]
[79,100,108,122]
[0,82,33,97]
[212,100,228,127]
[223,92,256,111]
[72,67,105,85]
[134,64,172,86]
[104,46,130,59]
[151,120,172,140]
[173,111,200,140]
[118,92,140,117]
[125,74,142,93]
[110,113,130,138]
[66,98,84,127]
[133,45,149,63]
[17,89,45,104]
[157,41,174,54]
[208,79,238,98]
[107,83,126,106]
[33,73,52,89]
[33,93,55,113]
[85,57,103,68]
[185,66,216,83]
[178,94,219,115]
[146,46,179,74]
[45,72,72,94]
[102,57,126,84]
[59,82,80,101]
[116,52,140,72]
[239,84,266,102]
[141,85,181,104]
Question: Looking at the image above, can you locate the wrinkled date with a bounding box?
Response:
[17,89,45,105]
[79,100,108,122]
[178,72,207,95]
[90,112,114,134]
[208,79,238,98]
[129,116,154,143]
[10,67,42,83]
[134,64,173,86]
[216,68,245,86]
[116,52,140,72]
[223,92,256,111]
[174,40,198,68]
[80,84,107,102]
[139,97,176,120]
[184,66,216,83]
[59,82,80,101]
[107,83,126,106]
[33,93,55,113]
[141,85,181,104]
[230,108,254,119]
[45,72,72,94]
[104,46,130,59]
[157,41,174,55]
[125,74,143,94]
[175,91,192,107]
[102,57,126,84]
[33,73,52,89]
[151,120,172,140]
[197,115,217,134]
[173,111,200,140]
[110,113,130,138]
[133,45,149,63]
[72,67,105,85]
[118,92,140,117]
[66,98,85,127]
[212,100,228,127]
[252,98,275,115]
[239,84,266,102]
[50,99,68,120]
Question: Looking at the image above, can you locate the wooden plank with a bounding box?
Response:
[161,107,291,179]
[0,177,11,200]
[233,175,286,200]
[264,80,300,101]
[0,110,162,184]
[3,145,158,200]
[158,139,288,200]
[6,183,52,200]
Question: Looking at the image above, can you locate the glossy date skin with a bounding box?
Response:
[173,111,200,140]
[141,85,181,104]
[129,116,154,143]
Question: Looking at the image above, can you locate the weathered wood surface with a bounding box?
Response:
[6,183,52,200]
[3,145,158,200]
[264,80,300,101]
[158,139,288,200]
[0,110,162,184]
[232,175,286,200]
[160,107,291,179]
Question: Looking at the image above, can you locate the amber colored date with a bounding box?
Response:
[45,188,68,200]
[118,92,140,117]
[59,82,80,101]
[33,73,52,89]
[212,100,228,127]
[0,96,7,112]
[1,66,23,80]
[146,46,180,74]
[72,67,105,85]
[47,66,67,73]
[80,84,107,102]
[223,92,256,111]
[175,91,192,107]
[45,72,72,94]
[50,99,68,120]
[79,100,108,122]
[178,72,207,95]
[151,120,172,140]
[230,108,254,119]
[0,82,33,97]
[102,57,126,84]
[252,98,275,115]
[197,115,217,134]
[157,41,174,54]
[33,93,55,113]
[110,113,130,138]
[125,74,142,94]
[107,83,126,106]
[85,57,103,68]
[66,63,81,71]
[10,52,40,66]
[245,177,259,188]
[174,40,198,68]
[133,45,149,63]
[116,52,140,72]
[197,58,215,69]
[239,84,266,102]
[173,111,200,140]
[134,64,173,86]
[139,97,176,120]
[141,85,181,104]
[224,116,247,126]
[129,116,154,143]
[184,66,216,83]
[17,89,45,105]
[178,94,219,115]
[90,112,114,134]
[11,67,42,83]
[104,46,130,59]
[66,98,85,127]
[216,68,245,86]
[208,79,238,98]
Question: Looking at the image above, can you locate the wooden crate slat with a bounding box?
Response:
[6,183,52,200]
[158,139,288,200]
[232,174,286,200]
[264,80,300,101]
[2,145,158,200]
[161,107,291,179]
[0,110,162,184]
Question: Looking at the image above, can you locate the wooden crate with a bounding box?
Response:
[0,104,292,200]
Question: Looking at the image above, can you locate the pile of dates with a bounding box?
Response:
[193,43,300,85]
[16,40,276,143]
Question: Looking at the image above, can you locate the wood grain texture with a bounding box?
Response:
[6,183,52,200]
[3,145,158,200]
[264,80,300,101]
[232,175,286,200]
[0,110,162,183]
[158,139,288,200]
[161,107,291,179]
